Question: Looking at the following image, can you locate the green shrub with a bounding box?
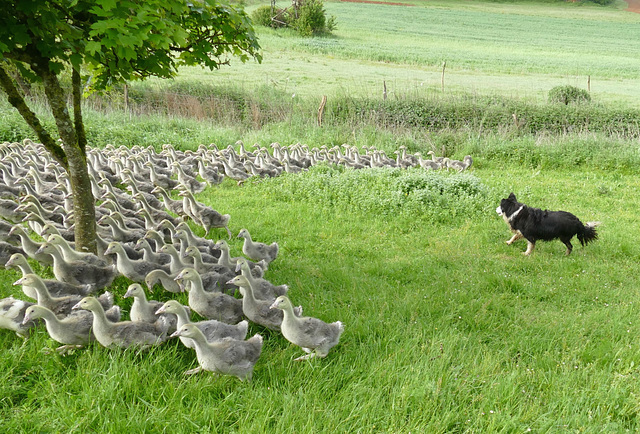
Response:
[548,85,591,105]
[250,5,290,28]
[258,165,491,223]
[293,0,328,36]
[251,0,335,35]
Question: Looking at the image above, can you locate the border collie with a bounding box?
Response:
[496,193,598,256]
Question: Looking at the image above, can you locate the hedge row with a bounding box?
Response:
[329,97,640,137]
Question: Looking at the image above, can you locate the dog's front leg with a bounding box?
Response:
[506,231,523,245]
[523,240,535,256]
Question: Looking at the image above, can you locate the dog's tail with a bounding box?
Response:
[577,221,599,247]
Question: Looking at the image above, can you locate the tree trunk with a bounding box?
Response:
[38,67,98,254]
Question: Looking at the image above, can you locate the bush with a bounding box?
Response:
[259,165,491,223]
[251,0,335,36]
[251,6,274,27]
[250,5,290,28]
[293,0,328,36]
[548,85,591,105]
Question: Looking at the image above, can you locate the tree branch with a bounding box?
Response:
[32,61,78,165]
[72,67,87,157]
[0,64,68,168]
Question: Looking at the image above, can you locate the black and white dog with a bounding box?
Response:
[496,193,599,256]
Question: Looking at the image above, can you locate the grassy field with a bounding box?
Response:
[1,162,639,431]
[148,0,640,106]
[2,0,640,431]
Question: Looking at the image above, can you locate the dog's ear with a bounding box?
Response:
[508,192,516,200]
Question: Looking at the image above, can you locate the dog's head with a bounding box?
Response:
[496,192,520,218]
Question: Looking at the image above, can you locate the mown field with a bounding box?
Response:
[149,0,640,105]
[1,0,640,432]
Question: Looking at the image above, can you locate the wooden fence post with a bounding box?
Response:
[587,75,591,92]
[383,80,387,100]
[317,95,327,127]
[441,61,446,92]
[124,83,129,112]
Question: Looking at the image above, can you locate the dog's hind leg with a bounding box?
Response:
[523,240,535,256]
[506,231,523,245]
[561,238,573,255]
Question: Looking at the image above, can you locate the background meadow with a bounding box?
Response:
[1,0,640,431]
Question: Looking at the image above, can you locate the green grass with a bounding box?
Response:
[1,162,639,431]
[2,0,640,430]
[157,0,640,105]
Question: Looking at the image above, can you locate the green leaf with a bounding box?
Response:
[97,0,118,11]
[69,53,84,67]
[85,40,102,55]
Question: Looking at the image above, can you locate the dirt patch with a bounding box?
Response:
[626,0,640,13]
[340,0,415,6]
[341,0,640,11]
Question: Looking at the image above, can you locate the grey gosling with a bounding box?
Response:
[72,297,169,349]
[174,268,243,325]
[170,323,263,381]
[156,300,248,349]
[237,228,279,264]
[270,295,344,361]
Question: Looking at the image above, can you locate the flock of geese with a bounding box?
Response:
[0,139,353,381]
[0,138,472,380]
[230,142,473,177]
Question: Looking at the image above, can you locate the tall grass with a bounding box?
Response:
[3,98,639,173]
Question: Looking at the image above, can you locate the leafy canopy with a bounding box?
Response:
[0,0,261,88]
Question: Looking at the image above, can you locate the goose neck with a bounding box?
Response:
[32,281,53,305]
[240,267,258,286]
[280,303,299,322]
[187,274,205,294]
[35,307,58,325]
[172,307,190,327]
[88,304,112,338]
[15,231,40,252]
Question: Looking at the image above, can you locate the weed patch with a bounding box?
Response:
[255,164,491,223]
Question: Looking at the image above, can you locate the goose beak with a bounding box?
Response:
[34,246,44,256]
[225,278,236,286]
[173,273,186,291]
[13,277,25,286]
[22,314,32,325]
[234,262,242,273]
[269,300,279,310]
[155,306,166,315]
[71,301,83,310]
[169,330,182,339]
